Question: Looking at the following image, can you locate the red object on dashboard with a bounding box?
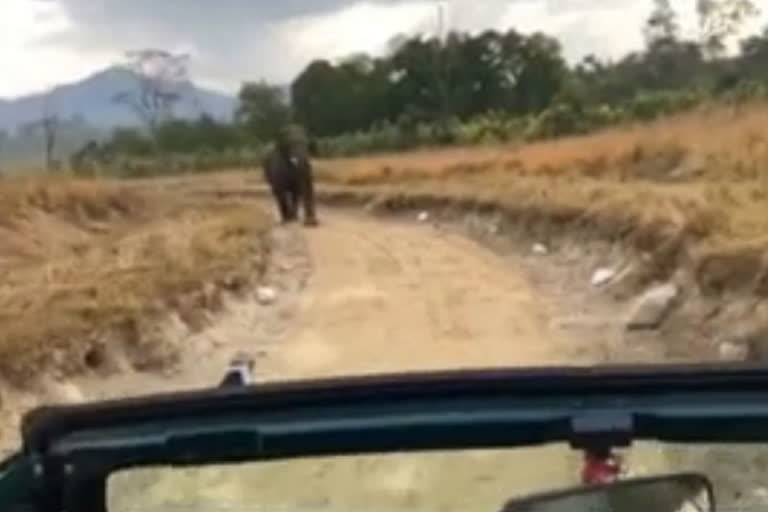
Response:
[582,451,622,485]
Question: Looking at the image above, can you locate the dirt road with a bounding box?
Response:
[264,214,581,379]
[108,212,672,512]
[90,212,597,399]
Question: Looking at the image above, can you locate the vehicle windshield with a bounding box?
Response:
[108,443,767,512]
[4,0,768,511]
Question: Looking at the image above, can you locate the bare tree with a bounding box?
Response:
[113,49,190,139]
[32,90,60,171]
[645,0,680,47]
[697,0,759,58]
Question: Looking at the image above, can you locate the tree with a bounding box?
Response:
[290,28,568,137]
[31,90,60,171]
[70,140,101,176]
[337,55,393,129]
[389,31,502,123]
[236,82,292,143]
[741,26,768,61]
[388,37,445,122]
[113,49,189,138]
[510,32,568,114]
[156,115,240,153]
[104,128,153,156]
[645,0,680,47]
[697,0,759,58]
[292,58,390,137]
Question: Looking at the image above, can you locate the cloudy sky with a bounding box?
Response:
[2,0,766,99]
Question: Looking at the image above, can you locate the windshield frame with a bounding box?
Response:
[13,363,768,512]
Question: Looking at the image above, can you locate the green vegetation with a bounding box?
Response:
[70,0,768,176]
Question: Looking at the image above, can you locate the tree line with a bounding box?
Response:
[73,0,768,176]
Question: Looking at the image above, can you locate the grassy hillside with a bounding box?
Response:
[0,177,270,384]
[311,102,768,297]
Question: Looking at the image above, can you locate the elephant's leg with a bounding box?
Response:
[285,177,301,221]
[271,183,292,223]
[298,161,318,226]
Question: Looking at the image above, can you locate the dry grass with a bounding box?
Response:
[0,177,270,384]
[7,102,765,380]
[309,102,768,296]
[315,102,768,185]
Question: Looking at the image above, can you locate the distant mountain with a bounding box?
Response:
[0,67,237,134]
[0,67,237,167]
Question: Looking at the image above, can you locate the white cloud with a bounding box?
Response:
[0,0,118,97]
[499,0,650,61]
[169,1,453,92]
[285,2,435,63]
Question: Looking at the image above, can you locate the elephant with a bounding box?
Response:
[262,137,318,227]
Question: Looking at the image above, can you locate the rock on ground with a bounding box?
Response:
[256,286,278,305]
[626,283,679,330]
[591,268,617,287]
[42,380,85,405]
[719,342,749,361]
[729,325,768,362]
